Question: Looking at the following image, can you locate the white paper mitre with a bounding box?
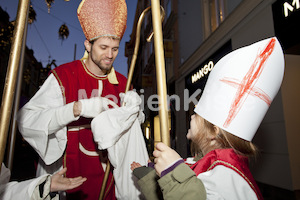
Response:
[194,37,284,141]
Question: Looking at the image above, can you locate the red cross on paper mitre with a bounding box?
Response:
[220,38,276,128]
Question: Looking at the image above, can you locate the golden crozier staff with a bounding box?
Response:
[0,0,30,170]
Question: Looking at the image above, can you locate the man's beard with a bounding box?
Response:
[92,57,113,74]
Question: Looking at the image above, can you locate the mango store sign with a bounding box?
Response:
[191,61,214,84]
[284,0,299,17]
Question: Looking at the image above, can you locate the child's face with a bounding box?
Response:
[187,114,221,155]
[187,114,202,140]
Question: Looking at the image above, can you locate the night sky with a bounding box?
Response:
[0,0,137,77]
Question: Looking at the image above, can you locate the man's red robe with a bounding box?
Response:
[52,60,127,200]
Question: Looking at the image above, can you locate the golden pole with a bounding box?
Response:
[125,7,151,92]
[125,6,164,92]
[100,3,166,199]
[7,5,30,170]
[98,159,110,200]
[0,0,30,170]
[151,0,170,147]
[99,6,165,199]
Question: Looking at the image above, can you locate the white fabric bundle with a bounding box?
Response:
[91,91,149,200]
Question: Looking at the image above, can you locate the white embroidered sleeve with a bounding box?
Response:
[17,74,78,165]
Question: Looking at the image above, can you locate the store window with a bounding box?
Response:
[203,0,242,38]
[209,0,225,32]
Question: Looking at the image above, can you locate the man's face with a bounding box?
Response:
[86,37,120,74]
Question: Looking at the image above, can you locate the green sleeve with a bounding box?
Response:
[158,163,206,200]
[135,167,163,200]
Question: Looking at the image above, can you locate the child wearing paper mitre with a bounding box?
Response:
[131,37,285,200]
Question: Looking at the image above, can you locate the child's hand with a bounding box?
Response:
[50,168,87,192]
[153,142,181,177]
[130,161,142,171]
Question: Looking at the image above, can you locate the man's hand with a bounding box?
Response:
[119,90,142,107]
[119,91,145,123]
[50,168,87,192]
[73,101,82,117]
[153,142,181,177]
[73,97,110,118]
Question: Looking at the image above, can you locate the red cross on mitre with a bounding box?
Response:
[220,38,276,128]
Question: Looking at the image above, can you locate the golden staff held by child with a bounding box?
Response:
[99,1,169,199]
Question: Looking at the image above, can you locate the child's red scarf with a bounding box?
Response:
[190,149,263,200]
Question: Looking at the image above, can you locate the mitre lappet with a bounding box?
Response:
[194,37,285,141]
